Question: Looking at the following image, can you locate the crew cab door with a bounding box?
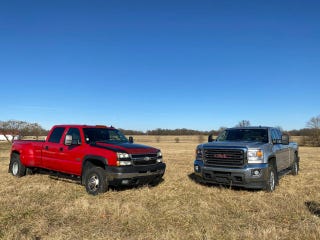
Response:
[42,127,67,171]
[42,127,84,175]
[271,128,290,171]
[58,127,83,175]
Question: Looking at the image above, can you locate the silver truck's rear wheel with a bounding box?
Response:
[9,153,26,177]
[84,167,108,195]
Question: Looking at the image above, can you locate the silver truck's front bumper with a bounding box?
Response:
[194,160,269,189]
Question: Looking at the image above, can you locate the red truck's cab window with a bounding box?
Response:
[66,128,81,144]
[48,127,65,143]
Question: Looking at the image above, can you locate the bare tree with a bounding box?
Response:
[307,115,320,129]
[236,120,251,127]
[0,120,47,143]
[306,115,320,146]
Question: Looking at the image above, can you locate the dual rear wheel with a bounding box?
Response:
[9,153,26,177]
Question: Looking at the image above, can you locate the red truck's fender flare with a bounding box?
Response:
[81,155,108,184]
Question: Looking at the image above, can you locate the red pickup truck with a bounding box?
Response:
[9,125,166,195]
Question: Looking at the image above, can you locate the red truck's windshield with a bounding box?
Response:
[83,128,129,144]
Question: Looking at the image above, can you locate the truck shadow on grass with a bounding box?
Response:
[29,169,164,192]
[305,201,320,217]
[188,173,259,192]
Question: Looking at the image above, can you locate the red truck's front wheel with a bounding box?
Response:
[84,167,108,195]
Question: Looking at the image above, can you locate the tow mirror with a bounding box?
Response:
[65,135,72,146]
[282,134,289,145]
[208,134,214,142]
[129,136,134,143]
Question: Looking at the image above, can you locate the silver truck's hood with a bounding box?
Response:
[201,141,265,149]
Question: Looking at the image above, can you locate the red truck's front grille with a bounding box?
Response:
[204,148,245,167]
[131,153,158,166]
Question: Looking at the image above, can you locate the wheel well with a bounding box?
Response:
[11,151,20,158]
[81,158,107,184]
[268,157,277,170]
[268,157,279,184]
[9,151,20,168]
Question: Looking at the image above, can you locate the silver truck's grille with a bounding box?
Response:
[204,149,245,167]
[131,153,158,166]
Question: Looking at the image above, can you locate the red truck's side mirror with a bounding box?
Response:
[65,135,72,146]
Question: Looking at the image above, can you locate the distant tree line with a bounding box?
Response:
[0,120,48,143]
[1,116,320,146]
[146,128,218,136]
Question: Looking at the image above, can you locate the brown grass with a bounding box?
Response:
[0,137,319,240]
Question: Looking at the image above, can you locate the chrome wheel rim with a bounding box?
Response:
[88,175,99,192]
[269,171,275,191]
[294,162,298,173]
[12,162,19,175]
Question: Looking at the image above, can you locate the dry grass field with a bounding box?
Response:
[0,136,319,240]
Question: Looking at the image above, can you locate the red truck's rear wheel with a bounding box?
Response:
[85,167,108,195]
[9,153,26,177]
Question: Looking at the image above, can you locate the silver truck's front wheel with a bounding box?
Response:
[266,164,276,192]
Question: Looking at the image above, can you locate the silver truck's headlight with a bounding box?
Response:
[248,149,264,163]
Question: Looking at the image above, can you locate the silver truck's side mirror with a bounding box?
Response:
[282,134,289,145]
[65,135,72,146]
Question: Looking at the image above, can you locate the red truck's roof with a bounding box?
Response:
[52,124,115,129]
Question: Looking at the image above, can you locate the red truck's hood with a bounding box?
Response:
[93,142,159,154]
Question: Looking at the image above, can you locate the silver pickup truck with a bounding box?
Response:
[194,127,299,192]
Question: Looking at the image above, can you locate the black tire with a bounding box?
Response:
[9,153,26,177]
[291,153,299,175]
[84,167,108,195]
[265,164,277,192]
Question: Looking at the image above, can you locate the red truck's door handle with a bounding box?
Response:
[59,147,63,152]
[45,146,49,150]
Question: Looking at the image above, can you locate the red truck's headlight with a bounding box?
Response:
[157,151,163,163]
[117,152,132,166]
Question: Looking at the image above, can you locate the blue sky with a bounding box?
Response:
[0,0,319,131]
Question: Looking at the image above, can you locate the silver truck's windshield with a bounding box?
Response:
[83,128,128,144]
[217,129,268,143]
